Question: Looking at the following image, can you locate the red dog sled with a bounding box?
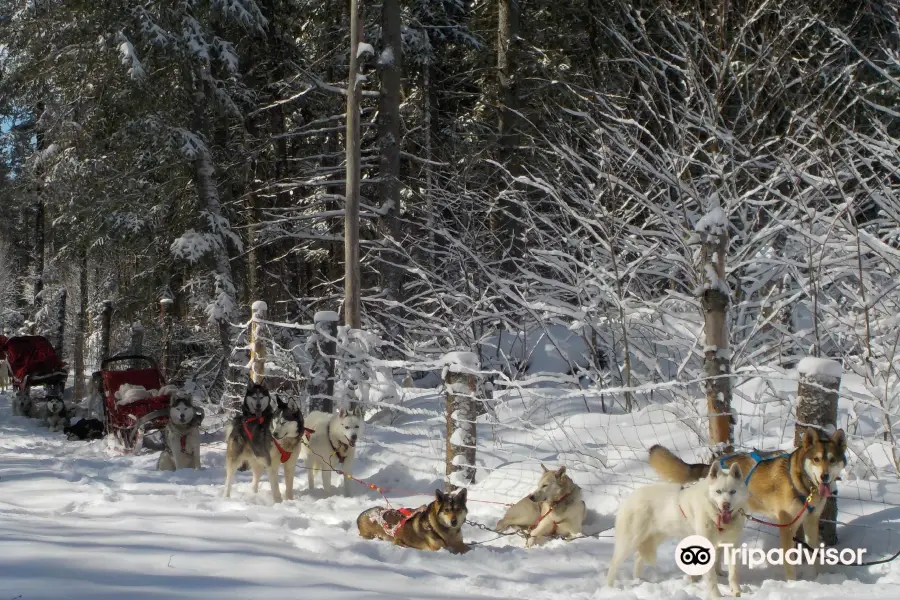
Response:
[99,355,172,451]
[1,335,68,401]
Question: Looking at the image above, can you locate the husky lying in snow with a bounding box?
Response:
[157,393,204,471]
[41,396,70,432]
[606,462,749,599]
[300,407,364,496]
[496,464,586,547]
[224,378,282,503]
[357,488,470,553]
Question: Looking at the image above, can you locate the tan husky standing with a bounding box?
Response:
[496,464,586,547]
[357,488,470,553]
[648,427,848,580]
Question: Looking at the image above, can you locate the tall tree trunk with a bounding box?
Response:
[72,250,88,400]
[33,198,44,311]
[378,0,404,307]
[55,288,66,359]
[496,0,523,261]
[344,0,362,329]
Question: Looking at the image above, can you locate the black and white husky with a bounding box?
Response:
[157,393,204,471]
[269,395,307,501]
[42,396,70,432]
[224,378,281,503]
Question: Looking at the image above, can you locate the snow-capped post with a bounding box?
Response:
[795,357,842,546]
[249,301,267,385]
[344,0,363,330]
[129,321,143,368]
[55,288,67,360]
[694,206,733,450]
[98,300,113,369]
[443,351,480,493]
[308,311,338,413]
[159,295,175,379]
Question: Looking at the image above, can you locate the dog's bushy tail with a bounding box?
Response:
[648,445,709,483]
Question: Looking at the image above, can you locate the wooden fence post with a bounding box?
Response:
[309,311,338,413]
[129,321,143,368]
[443,351,480,493]
[98,300,113,369]
[160,296,174,379]
[795,357,842,546]
[695,207,733,451]
[250,301,267,384]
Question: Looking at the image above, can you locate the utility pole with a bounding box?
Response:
[344,0,362,329]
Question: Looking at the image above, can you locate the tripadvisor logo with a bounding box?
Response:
[675,535,867,575]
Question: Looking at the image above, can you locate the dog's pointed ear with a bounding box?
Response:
[832,429,846,450]
[728,463,743,481]
[540,464,549,473]
[708,461,721,479]
[454,488,467,504]
[435,488,446,502]
[556,466,567,478]
[802,427,818,448]
[339,407,346,418]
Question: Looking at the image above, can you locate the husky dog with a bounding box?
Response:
[224,379,281,503]
[157,393,204,471]
[268,395,306,500]
[357,488,470,553]
[649,427,847,580]
[496,464,586,547]
[41,396,70,432]
[12,390,35,418]
[64,418,106,441]
[606,462,749,599]
[301,407,364,496]
[0,359,9,392]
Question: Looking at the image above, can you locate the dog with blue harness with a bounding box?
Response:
[648,426,847,581]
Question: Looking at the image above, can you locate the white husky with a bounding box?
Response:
[300,408,364,496]
[606,462,749,599]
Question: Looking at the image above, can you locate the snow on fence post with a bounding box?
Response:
[443,351,480,493]
[98,300,113,369]
[250,301,267,385]
[55,288,67,361]
[129,321,143,368]
[159,296,175,379]
[308,311,338,413]
[795,357,842,546]
[694,207,733,450]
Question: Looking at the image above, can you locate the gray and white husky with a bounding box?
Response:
[496,464,586,547]
[300,407,364,496]
[268,395,307,500]
[12,390,37,418]
[157,393,203,471]
[224,379,281,503]
[606,462,750,600]
[42,396,71,432]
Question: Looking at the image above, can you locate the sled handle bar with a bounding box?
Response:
[101,355,160,370]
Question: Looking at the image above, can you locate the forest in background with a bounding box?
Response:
[0,1,898,427]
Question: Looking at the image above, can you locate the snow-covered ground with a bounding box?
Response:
[2,384,900,600]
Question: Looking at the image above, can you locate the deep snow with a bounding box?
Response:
[1,384,900,599]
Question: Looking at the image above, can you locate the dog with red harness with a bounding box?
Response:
[157,392,204,471]
[357,488,471,554]
[224,378,282,503]
[267,395,312,501]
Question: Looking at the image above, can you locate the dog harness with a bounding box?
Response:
[329,436,348,464]
[304,427,315,441]
[678,503,726,533]
[531,491,570,535]
[242,416,265,442]
[383,507,419,538]
[272,437,292,464]
[718,449,820,514]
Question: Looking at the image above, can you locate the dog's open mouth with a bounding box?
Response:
[818,481,832,498]
[719,507,733,524]
[347,438,357,448]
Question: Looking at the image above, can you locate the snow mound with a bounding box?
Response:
[797,357,843,381]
